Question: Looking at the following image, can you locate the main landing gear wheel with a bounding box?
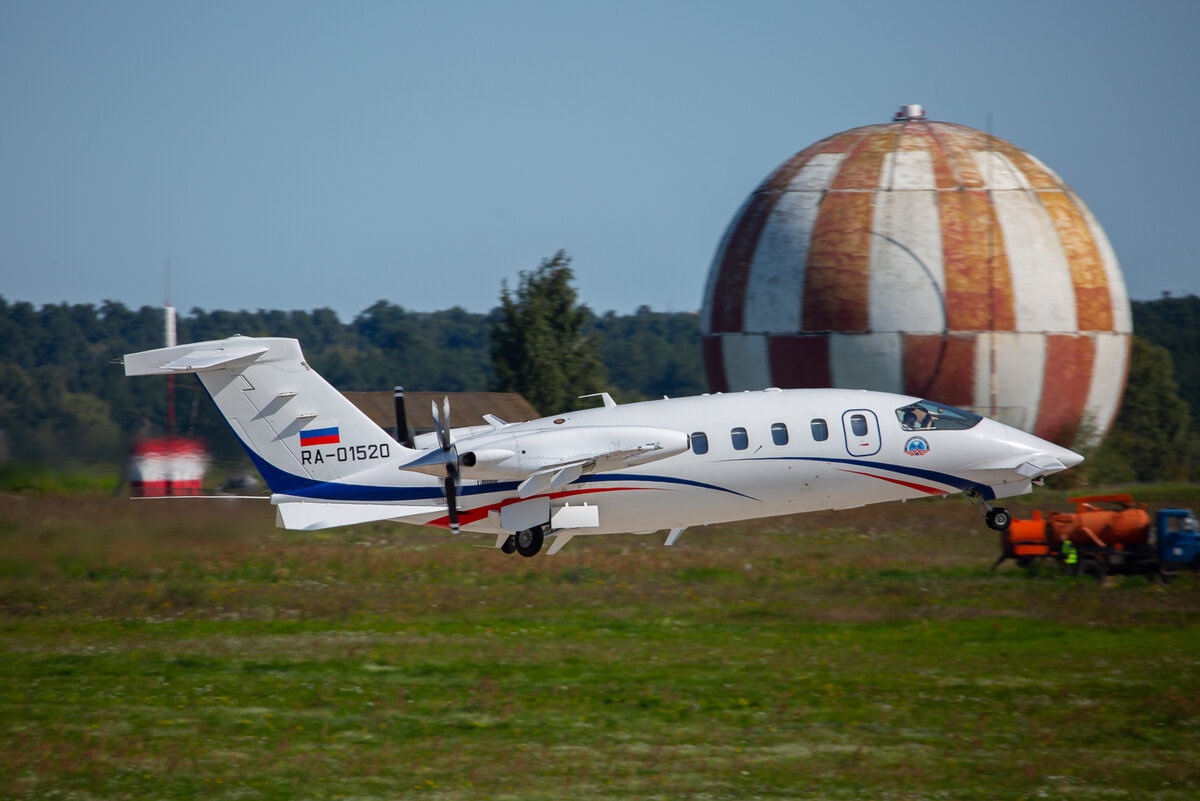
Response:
[515,527,544,558]
[500,535,516,555]
[985,507,1012,531]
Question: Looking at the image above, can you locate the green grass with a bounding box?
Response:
[2,492,1199,799]
[0,462,123,495]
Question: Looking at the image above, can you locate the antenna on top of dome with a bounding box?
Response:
[893,104,926,121]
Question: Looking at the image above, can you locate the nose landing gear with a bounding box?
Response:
[965,487,1011,531]
[985,507,1012,531]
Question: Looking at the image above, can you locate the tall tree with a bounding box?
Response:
[489,251,607,415]
[1131,294,1200,424]
[1092,337,1193,482]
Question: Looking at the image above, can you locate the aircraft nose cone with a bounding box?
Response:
[1058,446,1085,469]
[1031,444,1084,477]
[996,423,1085,475]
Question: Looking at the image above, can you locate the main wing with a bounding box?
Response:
[398,423,690,495]
[273,500,445,531]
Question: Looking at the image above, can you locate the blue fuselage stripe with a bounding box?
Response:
[238,437,756,503]
[728,455,990,498]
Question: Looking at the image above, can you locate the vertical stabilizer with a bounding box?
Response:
[125,336,415,491]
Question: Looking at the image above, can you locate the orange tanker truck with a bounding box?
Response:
[992,494,1200,579]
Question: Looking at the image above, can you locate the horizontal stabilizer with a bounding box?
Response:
[125,341,268,375]
[274,500,443,531]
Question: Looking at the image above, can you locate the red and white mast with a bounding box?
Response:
[128,265,209,496]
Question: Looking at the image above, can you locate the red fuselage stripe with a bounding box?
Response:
[836,468,947,495]
[428,486,660,529]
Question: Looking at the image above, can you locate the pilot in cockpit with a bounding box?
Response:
[900,405,935,430]
[897,401,982,432]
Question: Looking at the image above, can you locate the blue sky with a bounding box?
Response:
[2,0,1197,320]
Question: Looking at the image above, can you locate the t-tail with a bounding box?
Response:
[124,336,415,494]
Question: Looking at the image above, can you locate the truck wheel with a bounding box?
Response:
[1081,558,1107,582]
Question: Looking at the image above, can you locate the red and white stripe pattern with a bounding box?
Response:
[128,436,209,496]
[701,120,1131,443]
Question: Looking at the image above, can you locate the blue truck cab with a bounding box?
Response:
[1158,509,1200,569]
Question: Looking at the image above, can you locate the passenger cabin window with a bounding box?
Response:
[771,422,788,446]
[810,418,829,442]
[896,400,983,431]
[731,427,749,450]
[691,432,709,455]
[850,414,868,437]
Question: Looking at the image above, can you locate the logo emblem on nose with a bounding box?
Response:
[904,436,930,456]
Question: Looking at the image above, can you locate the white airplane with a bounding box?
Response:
[124,335,1082,556]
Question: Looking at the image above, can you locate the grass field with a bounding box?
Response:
[2,488,1199,800]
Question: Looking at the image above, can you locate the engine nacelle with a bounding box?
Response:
[460,448,518,469]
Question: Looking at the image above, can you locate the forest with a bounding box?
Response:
[0,296,703,467]
[0,293,1196,481]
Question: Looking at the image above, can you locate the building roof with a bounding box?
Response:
[342,390,540,436]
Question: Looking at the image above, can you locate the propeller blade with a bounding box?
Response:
[442,396,452,447]
[444,465,460,535]
[394,386,414,448]
[431,400,448,451]
[432,395,460,534]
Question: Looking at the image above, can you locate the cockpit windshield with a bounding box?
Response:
[896,400,982,431]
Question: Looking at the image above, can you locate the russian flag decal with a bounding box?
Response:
[300,426,340,447]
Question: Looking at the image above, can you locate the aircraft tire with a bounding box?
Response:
[515,527,544,558]
[500,535,516,555]
[985,507,1011,531]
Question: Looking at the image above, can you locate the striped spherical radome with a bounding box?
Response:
[700,109,1131,444]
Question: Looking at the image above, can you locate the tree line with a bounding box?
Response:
[0,282,1195,483]
[1097,294,1200,483]
[0,287,703,465]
